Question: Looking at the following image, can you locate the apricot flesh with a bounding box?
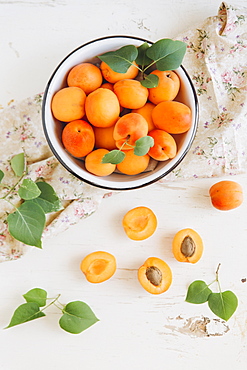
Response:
[138,257,172,294]
[209,180,243,211]
[80,251,116,283]
[172,228,203,263]
[122,206,157,241]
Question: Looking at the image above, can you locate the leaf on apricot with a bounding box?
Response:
[134,136,154,156]
[98,45,138,73]
[101,150,126,165]
[136,42,152,68]
[141,74,159,88]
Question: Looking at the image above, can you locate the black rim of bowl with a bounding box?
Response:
[42,35,199,191]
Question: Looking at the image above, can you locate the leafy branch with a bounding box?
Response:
[98,38,187,88]
[5,288,99,334]
[0,153,63,248]
[185,264,238,321]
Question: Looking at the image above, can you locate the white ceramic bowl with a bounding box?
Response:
[42,35,198,191]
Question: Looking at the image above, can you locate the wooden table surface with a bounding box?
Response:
[0,1,247,369]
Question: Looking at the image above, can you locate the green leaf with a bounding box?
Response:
[101,150,126,165]
[59,301,99,334]
[185,280,212,304]
[10,153,26,177]
[18,179,41,200]
[0,170,4,182]
[134,136,154,156]
[30,181,62,214]
[141,74,159,88]
[6,302,46,328]
[136,42,152,68]
[146,38,187,71]
[98,45,138,73]
[23,288,47,307]
[208,291,238,321]
[7,201,46,248]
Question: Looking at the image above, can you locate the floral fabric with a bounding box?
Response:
[0,2,246,261]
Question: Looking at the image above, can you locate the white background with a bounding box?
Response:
[0,1,247,369]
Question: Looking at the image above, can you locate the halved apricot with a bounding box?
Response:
[122,206,157,241]
[138,257,172,294]
[172,228,203,263]
[80,251,117,283]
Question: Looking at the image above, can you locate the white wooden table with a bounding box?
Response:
[0,1,247,369]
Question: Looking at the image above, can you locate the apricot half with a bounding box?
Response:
[80,251,117,283]
[172,228,203,263]
[138,257,172,294]
[122,206,157,241]
[209,180,243,211]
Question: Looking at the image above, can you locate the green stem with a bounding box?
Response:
[41,294,61,313]
[215,263,222,293]
[0,172,26,200]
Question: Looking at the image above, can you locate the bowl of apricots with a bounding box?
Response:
[42,35,198,190]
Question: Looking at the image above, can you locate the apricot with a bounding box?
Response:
[85,88,120,128]
[148,70,180,105]
[100,82,114,91]
[94,125,117,151]
[113,112,148,150]
[148,129,177,161]
[100,61,139,83]
[85,149,116,176]
[80,251,116,283]
[51,86,86,122]
[152,100,192,134]
[138,257,172,294]
[172,228,203,263]
[61,119,95,158]
[113,79,148,109]
[67,62,103,95]
[122,206,157,240]
[117,150,150,175]
[209,180,243,211]
[132,102,156,132]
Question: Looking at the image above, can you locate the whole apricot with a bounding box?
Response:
[62,119,95,158]
[172,228,204,263]
[132,102,156,132]
[80,251,117,283]
[152,100,192,134]
[209,180,243,211]
[51,86,86,122]
[122,206,157,240]
[113,79,148,109]
[94,125,117,151]
[148,70,180,105]
[148,129,177,161]
[85,88,120,128]
[117,150,150,175]
[85,149,116,176]
[138,257,172,294]
[100,61,139,83]
[67,62,103,95]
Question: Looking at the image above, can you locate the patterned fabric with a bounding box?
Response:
[0,2,246,261]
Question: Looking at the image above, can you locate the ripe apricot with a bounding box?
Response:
[80,251,116,283]
[100,82,114,91]
[100,61,139,83]
[148,70,180,105]
[132,102,156,132]
[61,119,95,158]
[138,257,172,294]
[94,125,117,151]
[148,129,177,161]
[152,100,192,134]
[85,88,120,128]
[209,180,243,211]
[67,62,103,95]
[122,206,157,240]
[172,228,204,263]
[117,150,150,175]
[113,112,148,150]
[113,79,148,109]
[85,149,116,176]
[51,86,86,122]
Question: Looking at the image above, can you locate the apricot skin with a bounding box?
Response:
[80,251,116,283]
[122,206,157,241]
[172,228,203,264]
[138,257,172,295]
[209,180,243,211]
